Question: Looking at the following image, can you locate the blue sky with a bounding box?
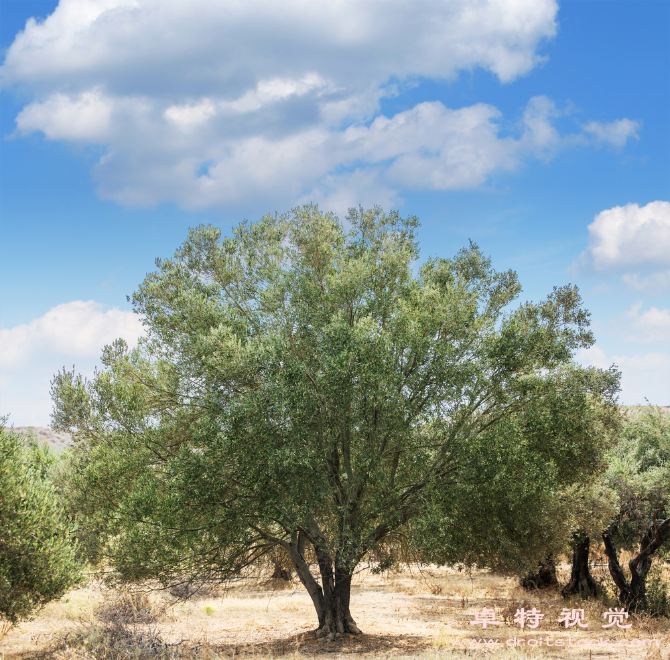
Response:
[1,0,668,426]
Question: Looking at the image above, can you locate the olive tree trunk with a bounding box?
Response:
[602,514,670,611]
[281,532,362,639]
[520,556,558,590]
[314,549,362,638]
[271,562,292,581]
[561,535,598,598]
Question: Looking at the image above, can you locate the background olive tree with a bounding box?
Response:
[0,422,82,630]
[52,205,619,638]
[602,406,670,612]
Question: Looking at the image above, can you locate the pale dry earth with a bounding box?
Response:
[1,564,668,660]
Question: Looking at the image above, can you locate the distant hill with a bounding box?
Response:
[11,426,73,452]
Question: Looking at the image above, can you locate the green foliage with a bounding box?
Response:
[646,553,670,618]
[605,406,670,550]
[0,421,83,625]
[50,445,108,568]
[51,205,620,595]
[560,482,619,545]
[411,371,620,573]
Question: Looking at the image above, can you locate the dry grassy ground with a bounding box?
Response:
[1,562,668,660]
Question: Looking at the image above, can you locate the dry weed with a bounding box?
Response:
[633,610,670,638]
[0,619,13,642]
[95,591,171,626]
[427,583,444,596]
[40,590,179,659]
[261,578,295,592]
[167,581,236,602]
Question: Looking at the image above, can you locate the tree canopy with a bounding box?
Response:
[52,205,620,637]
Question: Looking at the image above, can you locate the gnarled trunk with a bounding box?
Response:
[561,535,598,598]
[281,533,362,639]
[315,548,362,638]
[282,533,326,625]
[602,528,653,611]
[271,562,292,581]
[520,556,558,590]
[602,514,670,611]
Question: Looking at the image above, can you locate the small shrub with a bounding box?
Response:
[428,582,444,596]
[54,623,170,659]
[169,581,199,600]
[96,591,169,625]
[168,580,227,600]
[49,591,177,659]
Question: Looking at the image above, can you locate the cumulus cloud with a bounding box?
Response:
[622,270,670,295]
[579,201,670,272]
[2,0,559,89]
[15,89,112,141]
[581,119,640,148]
[164,74,330,133]
[573,202,670,294]
[623,302,670,345]
[0,301,145,426]
[1,0,640,211]
[0,300,144,368]
[576,346,670,406]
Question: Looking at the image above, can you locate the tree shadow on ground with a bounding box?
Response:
[213,630,431,658]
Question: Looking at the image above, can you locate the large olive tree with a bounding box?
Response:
[51,206,619,638]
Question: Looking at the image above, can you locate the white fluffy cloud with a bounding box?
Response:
[576,346,670,406]
[581,119,640,148]
[15,89,112,141]
[2,0,558,89]
[622,270,670,295]
[0,301,145,427]
[0,300,144,368]
[578,201,670,272]
[623,302,670,345]
[1,0,640,211]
